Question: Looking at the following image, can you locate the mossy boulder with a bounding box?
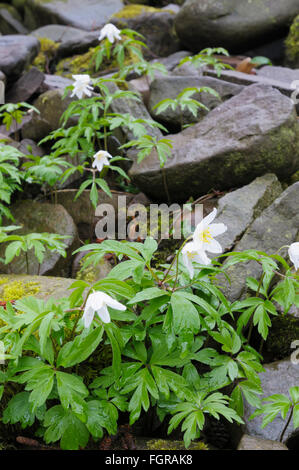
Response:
[130,84,299,202]
[0,274,76,302]
[285,14,299,68]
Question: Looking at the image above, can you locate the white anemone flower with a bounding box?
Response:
[92,150,113,172]
[182,241,211,278]
[98,23,122,44]
[288,242,299,270]
[71,74,93,99]
[192,208,227,254]
[83,291,126,328]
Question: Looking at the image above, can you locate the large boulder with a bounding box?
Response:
[24,0,123,31]
[175,0,299,53]
[129,84,299,202]
[0,35,40,79]
[149,75,244,130]
[223,182,299,302]
[0,201,79,277]
[244,359,299,444]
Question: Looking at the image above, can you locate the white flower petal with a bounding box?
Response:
[100,292,126,311]
[82,306,95,328]
[289,242,299,270]
[209,223,227,237]
[96,305,111,323]
[194,250,211,265]
[202,208,217,227]
[205,238,223,254]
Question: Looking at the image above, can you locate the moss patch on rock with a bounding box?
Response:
[0,279,40,302]
[285,14,299,68]
[112,4,160,19]
[33,37,59,72]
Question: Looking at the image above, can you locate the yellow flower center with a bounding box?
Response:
[187,251,196,260]
[198,228,213,244]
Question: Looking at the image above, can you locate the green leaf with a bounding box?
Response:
[43,405,89,450]
[57,327,103,368]
[56,372,88,417]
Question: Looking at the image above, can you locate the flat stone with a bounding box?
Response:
[205,69,299,113]
[257,65,299,85]
[31,24,101,58]
[216,174,282,252]
[39,74,72,93]
[25,0,123,31]
[237,434,288,450]
[244,359,299,444]
[223,182,299,302]
[0,201,79,277]
[5,67,44,103]
[0,35,40,79]
[129,85,299,202]
[0,274,76,302]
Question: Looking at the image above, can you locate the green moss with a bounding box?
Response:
[0,280,40,302]
[112,4,160,19]
[33,37,59,72]
[146,439,209,450]
[285,14,299,67]
[56,47,100,78]
[76,259,97,283]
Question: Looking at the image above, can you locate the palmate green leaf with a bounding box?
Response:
[56,371,88,418]
[57,326,103,368]
[86,399,118,438]
[170,291,201,334]
[3,391,46,429]
[43,405,89,450]
[92,278,135,300]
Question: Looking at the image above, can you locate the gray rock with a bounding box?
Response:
[25,0,123,31]
[174,0,299,53]
[111,6,181,58]
[0,4,28,35]
[223,183,299,302]
[237,434,288,450]
[129,85,299,202]
[0,35,40,79]
[216,174,282,252]
[22,88,75,141]
[151,50,191,73]
[107,82,163,142]
[205,69,299,113]
[244,359,299,443]
[39,74,72,93]
[5,67,44,103]
[149,75,244,129]
[0,201,79,277]
[257,65,299,85]
[30,24,101,58]
[0,273,77,302]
